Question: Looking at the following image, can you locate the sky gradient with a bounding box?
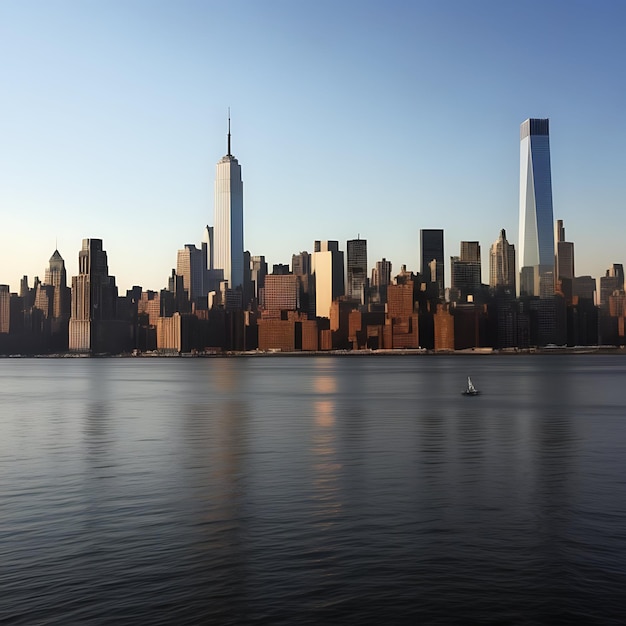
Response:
[1,0,625,293]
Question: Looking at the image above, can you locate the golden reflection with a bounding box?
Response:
[312,399,342,519]
[213,359,239,392]
[314,399,335,428]
[314,375,337,395]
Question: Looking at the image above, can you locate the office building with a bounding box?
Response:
[214,116,244,289]
[555,219,574,302]
[43,249,70,322]
[600,264,624,308]
[176,244,205,306]
[450,241,481,302]
[292,251,312,315]
[312,240,344,319]
[264,274,301,312]
[489,229,516,289]
[249,255,267,303]
[347,237,368,303]
[420,229,444,296]
[0,285,9,334]
[69,239,121,352]
[519,118,555,297]
[371,257,392,304]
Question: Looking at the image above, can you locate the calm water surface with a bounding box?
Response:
[1,355,626,624]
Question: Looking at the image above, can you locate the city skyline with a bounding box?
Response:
[2,1,626,292]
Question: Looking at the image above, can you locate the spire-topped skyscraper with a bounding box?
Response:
[518,118,555,297]
[213,114,244,290]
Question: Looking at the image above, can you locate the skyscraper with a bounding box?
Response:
[346,237,367,303]
[214,116,244,290]
[519,118,555,297]
[68,239,119,352]
[450,241,481,301]
[312,240,345,319]
[176,244,205,306]
[489,229,516,289]
[420,229,444,296]
[555,219,574,302]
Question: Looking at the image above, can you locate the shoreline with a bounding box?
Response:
[2,346,625,358]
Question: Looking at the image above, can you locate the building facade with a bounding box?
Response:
[519,118,555,297]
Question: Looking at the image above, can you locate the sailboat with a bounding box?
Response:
[462,376,480,396]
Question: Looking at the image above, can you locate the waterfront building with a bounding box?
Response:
[214,116,244,290]
[433,303,454,351]
[347,237,368,303]
[0,285,9,334]
[312,240,344,319]
[489,229,516,289]
[420,229,444,297]
[386,281,419,349]
[68,239,129,353]
[518,118,555,297]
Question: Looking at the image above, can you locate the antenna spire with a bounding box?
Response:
[227,108,231,157]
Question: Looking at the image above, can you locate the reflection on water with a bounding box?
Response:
[1,355,626,624]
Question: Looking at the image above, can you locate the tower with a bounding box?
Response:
[519,118,555,297]
[68,239,119,352]
[346,237,368,303]
[450,241,481,302]
[420,229,444,297]
[214,115,244,290]
[176,244,204,305]
[555,219,574,302]
[312,240,345,319]
[489,229,516,289]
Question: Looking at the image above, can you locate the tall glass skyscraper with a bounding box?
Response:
[214,117,244,290]
[420,229,444,296]
[347,237,368,303]
[518,118,555,297]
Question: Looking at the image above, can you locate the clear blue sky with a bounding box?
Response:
[1,0,625,293]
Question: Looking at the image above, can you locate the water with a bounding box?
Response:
[1,355,626,624]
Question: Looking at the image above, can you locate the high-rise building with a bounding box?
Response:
[312,240,344,319]
[249,255,267,303]
[600,264,624,308]
[176,244,204,306]
[555,219,575,302]
[214,116,244,290]
[489,229,516,289]
[292,251,312,316]
[346,237,368,303]
[69,239,120,352]
[263,274,301,312]
[44,250,70,322]
[0,285,10,334]
[450,241,481,301]
[371,258,392,289]
[519,118,555,297]
[420,229,444,296]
